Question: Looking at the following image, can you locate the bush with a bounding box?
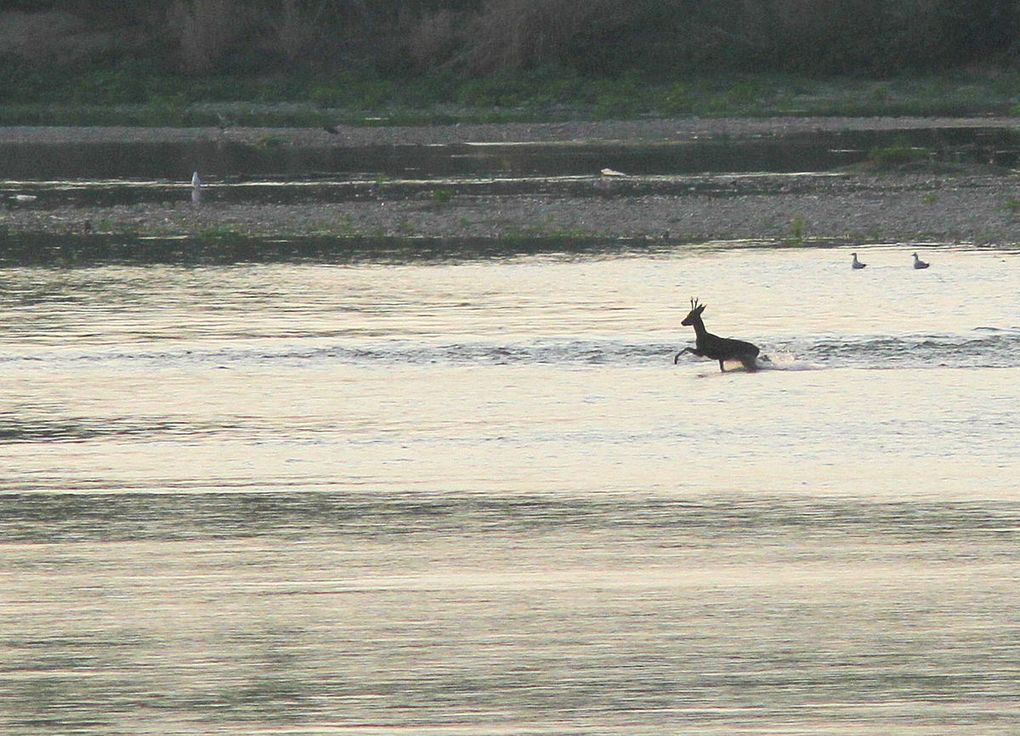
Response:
[4,1,1020,81]
[168,0,252,74]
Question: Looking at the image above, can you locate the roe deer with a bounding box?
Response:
[675,298,761,372]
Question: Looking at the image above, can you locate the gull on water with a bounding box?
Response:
[851,252,867,269]
[912,252,930,269]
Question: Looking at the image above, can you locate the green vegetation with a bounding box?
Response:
[4,71,1020,127]
[867,143,932,167]
[10,0,1014,76]
[255,134,288,149]
[430,189,454,206]
[331,215,358,237]
[196,225,243,242]
[788,215,806,244]
[3,2,1020,126]
[504,214,593,241]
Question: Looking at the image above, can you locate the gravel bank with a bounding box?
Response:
[5,173,1020,245]
[3,118,1020,246]
[1,116,1018,146]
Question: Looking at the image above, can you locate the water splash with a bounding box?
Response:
[4,330,1019,371]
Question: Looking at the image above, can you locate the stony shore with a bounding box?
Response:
[1,115,1018,146]
[3,117,1020,247]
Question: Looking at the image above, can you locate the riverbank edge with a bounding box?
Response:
[1,115,1019,146]
[2,118,1020,248]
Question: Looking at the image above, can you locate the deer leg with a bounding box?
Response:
[674,347,702,364]
[718,359,726,372]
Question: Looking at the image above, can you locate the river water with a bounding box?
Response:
[2,239,1020,734]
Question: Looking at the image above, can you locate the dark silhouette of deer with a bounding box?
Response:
[675,298,761,372]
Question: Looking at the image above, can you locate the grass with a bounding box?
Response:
[255,134,288,149]
[430,189,454,206]
[3,65,1020,127]
[196,225,244,243]
[788,215,806,245]
[866,143,932,167]
[504,213,594,242]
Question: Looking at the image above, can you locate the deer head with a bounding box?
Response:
[681,297,706,326]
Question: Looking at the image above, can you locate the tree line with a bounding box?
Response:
[8,0,1020,77]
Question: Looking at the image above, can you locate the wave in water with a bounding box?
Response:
[3,329,1019,370]
[783,329,1020,369]
[1,491,1018,543]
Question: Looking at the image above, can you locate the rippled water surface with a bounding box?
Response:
[3,242,1020,735]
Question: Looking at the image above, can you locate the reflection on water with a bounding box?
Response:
[2,243,1020,734]
[4,124,1020,223]
[3,127,1020,182]
[0,233,647,268]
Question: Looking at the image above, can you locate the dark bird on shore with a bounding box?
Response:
[674,298,762,372]
[851,252,867,269]
[912,252,930,269]
[323,125,340,135]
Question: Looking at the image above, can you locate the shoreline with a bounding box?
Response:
[0,115,1018,146]
[3,118,1020,247]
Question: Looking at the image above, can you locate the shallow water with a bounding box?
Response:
[3,126,1019,203]
[2,242,1020,734]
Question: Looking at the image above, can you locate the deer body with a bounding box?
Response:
[675,299,760,372]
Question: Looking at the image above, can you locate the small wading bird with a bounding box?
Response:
[912,252,930,269]
[851,252,867,269]
[675,298,762,372]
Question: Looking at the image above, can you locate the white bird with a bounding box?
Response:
[912,252,930,269]
[191,171,202,204]
[851,252,867,269]
[600,167,627,177]
[10,194,37,202]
